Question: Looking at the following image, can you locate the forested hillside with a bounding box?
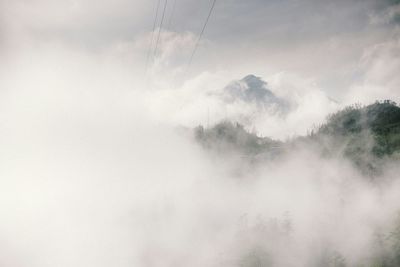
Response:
[193,101,400,266]
[195,100,400,174]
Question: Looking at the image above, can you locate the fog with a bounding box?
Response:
[1,0,400,266]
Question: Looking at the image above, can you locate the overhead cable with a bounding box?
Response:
[186,0,217,72]
[145,0,161,74]
[153,0,169,59]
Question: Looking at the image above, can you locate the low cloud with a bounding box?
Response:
[345,37,400,104]
[1,1,400,266]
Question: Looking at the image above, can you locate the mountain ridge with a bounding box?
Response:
[194,100,400,175]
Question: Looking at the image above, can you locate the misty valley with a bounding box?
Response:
[190,100,400,267]
[1,0,400,266]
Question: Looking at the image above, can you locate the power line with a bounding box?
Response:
[186,0,217,72]
[144,0,161,75]
[153,0,168,60]
[167,0,177,31]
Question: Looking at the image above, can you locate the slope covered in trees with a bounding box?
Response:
[316,100,400,158]
[194,100,400,174]
[193,100,400,267]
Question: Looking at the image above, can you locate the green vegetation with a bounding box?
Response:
[194,100,400,174]
[194,100,400,266]
[194,121,283,158]
[310,100,400,175]
[317,100,400,157]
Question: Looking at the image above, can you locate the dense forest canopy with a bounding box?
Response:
[195,100,400,175]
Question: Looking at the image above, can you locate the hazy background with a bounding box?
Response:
[1,0,400,266]
[2,0,400,136]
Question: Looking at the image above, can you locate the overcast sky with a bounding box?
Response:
[1,0,400,130]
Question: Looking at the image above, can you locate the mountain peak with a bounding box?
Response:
[222,74,288,112]
[242,74,266,88]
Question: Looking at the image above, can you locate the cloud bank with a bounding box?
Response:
[1,0,400,266]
